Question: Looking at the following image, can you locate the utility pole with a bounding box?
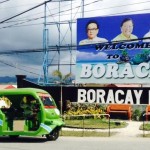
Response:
[43,1,49,84]
[38,0,51,85]
[82,0,84,18]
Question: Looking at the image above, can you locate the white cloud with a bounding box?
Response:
[77,51,107,61]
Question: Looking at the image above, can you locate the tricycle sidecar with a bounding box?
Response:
[0,88,64,141]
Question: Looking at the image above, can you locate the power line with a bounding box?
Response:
[0,0,101,27]
[0,36,150,55]
[0,1,42,9]
[0,0,52,24]
[0,59,40,77]
[0,0,78,23]
[0,46,77,55]
[0,0,10,4]
[1,0,150,29]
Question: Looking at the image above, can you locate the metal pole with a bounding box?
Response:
[143,113,146,137]
[82,115,85,137]
[143,116,145,137]
[68,0,73,82]
[60,84,63,115]
[43,1,49,84]
[58,1,61,72]
[108,115,110,137]
[82,0,84,18]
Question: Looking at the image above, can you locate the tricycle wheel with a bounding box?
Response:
[46,129,59,141]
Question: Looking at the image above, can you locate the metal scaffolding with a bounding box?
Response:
[38,0,85,85]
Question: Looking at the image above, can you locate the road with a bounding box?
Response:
[0,136,150,150]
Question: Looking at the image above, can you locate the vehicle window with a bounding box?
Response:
[37,92,56,108]
[40,96,56,107]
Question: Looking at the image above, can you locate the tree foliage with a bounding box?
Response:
[52,70,72,83]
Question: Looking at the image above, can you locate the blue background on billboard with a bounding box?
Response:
[76,13,150,84]
[77,13,150,44]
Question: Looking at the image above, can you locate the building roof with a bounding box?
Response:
[0,84,17,89]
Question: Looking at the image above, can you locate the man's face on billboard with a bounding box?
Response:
[121,20,133,39]
[87,23,99,39]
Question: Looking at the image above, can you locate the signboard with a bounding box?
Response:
[77,87,149,104]
[76,13,150,84]
[62,87,150,105]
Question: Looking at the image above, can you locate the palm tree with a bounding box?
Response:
[52,70,72,115]
[52,70,72,84]
[120,49,130,62]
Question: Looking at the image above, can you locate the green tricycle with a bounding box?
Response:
[0,88,64,141]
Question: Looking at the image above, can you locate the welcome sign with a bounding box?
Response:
[62,87,150,104]
[77,88,148,104]
[76,13,150,84]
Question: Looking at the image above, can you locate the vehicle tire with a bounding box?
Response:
[46,129,59,141]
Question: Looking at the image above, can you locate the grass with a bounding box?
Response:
[139,122,150,137]
[64,118,127,129]
[61,118,127,137]
[60,130,117,137]
[140,122,150,131]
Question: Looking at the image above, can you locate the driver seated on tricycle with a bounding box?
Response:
[20,96,39,130]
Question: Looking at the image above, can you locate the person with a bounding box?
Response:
[20,96,39,130]
[20,96,34,116]
[0,96,12,109]
[112,18,138,42]
[143,30,150,42]
[79,20,108,45]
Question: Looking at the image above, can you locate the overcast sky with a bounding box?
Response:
[0,0,150,82]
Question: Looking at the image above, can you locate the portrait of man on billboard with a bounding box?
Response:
[79,20,108,45]
[112,18,138,42]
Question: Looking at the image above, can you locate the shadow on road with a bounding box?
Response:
[0,136,48,143]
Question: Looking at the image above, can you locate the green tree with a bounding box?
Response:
[52,70,72,84]
[122,49,128,57]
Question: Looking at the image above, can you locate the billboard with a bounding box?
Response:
[76,13,150,84]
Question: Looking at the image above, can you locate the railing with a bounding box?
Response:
[63,114,110,137]
[142,112,150,137]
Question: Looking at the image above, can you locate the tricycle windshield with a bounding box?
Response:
[38,93,56,108]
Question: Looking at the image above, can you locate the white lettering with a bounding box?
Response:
[106,90,115,103]
[125,90,134,104]
[77,89,145,104]
[87,89,96,103]
[136,63,149,78]
[119,63,134,78]
[80,64,92,78]
[115,90,124,104]
[77,89,86,103]
[134,90,143,104]
[149,90,150,104]
[93,64,105,78]
[105,64,119,78]
[96,90,105,103]
[80,63,150,79]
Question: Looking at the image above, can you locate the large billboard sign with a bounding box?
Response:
[76,13,150,84]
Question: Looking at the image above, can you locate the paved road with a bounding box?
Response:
[1,136,150,150]
[0,121,149,150]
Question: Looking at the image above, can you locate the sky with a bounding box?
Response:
[0,0,150,83]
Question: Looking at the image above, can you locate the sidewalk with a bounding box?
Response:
[111,121,143,137]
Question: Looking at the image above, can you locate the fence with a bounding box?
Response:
[63,114,110,137]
